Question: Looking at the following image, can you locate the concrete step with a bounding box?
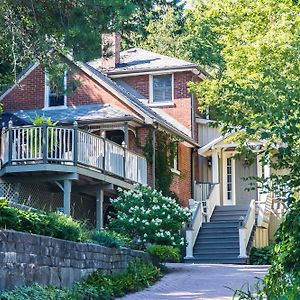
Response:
[185,257,248,264]
[202,221,239,229]
[210,215,244,222]
[194,248,239,255]
[214,205,249,211]
[199,227,239,234]
[197,231,238,238]
[213,210,248,216]
[196,235,239,241]
[194,241,239,249]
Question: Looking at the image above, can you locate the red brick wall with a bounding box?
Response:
[120,72,195,130]
[2,65,140,117]
[3,66,45,111]
[170,143,192,207]
[121,75,149,99]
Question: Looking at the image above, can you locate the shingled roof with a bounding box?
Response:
[13,104,139,125]
[88,48,201,75]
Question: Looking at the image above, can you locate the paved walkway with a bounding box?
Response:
[119,263,268,300]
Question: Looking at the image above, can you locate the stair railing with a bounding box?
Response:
[205,183,220,222]
[185,200,205,259]
[238,199,256,258]
[185,183,220,258]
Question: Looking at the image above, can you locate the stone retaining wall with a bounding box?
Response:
[0,230,149,291]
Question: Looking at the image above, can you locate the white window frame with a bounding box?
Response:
[149,73,174,106]
[222,151,236,205]
[44,71,67,110]
[171,143,180,175]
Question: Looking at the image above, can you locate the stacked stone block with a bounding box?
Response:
[0,230,149,290]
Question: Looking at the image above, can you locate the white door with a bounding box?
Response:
[223,153,236,205]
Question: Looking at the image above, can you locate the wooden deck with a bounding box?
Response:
[0,123,148,186]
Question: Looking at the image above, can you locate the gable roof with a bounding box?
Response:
[0,54,199,147]
[13,104,140,125]
[88,48,206,77]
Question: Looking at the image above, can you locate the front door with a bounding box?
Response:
[223,153,236,205]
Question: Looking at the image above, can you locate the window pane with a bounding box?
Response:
[153,74,172,102]
[48,72,66,107]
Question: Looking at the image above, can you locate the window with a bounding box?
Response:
[171,143,180,174]
[151,74,173,103]
[227,157,233,200]
[45,71,67,108]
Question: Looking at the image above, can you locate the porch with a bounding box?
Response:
[0,122,148,226]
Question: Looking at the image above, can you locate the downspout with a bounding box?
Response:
[152,127,156,189]
[191,148,195,199]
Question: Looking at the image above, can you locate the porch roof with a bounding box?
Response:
[199,132,264,157]
[13,104,141,125]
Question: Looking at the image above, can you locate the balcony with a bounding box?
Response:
[0,123,147,186]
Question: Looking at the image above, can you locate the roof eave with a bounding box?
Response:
[106,65,206,78]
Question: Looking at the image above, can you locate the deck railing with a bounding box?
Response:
[0,123,148,185]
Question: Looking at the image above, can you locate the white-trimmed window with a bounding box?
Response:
[44,71,67,108]
[171,143,180,174]
[150,74,174,104]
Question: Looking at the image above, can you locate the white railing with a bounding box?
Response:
[78,130,104,169]
[0,124,148,185]
[48,127,74,161]
[1,129,9,165]
[257,193,273,228]
[105,139,124,177]
[12,126,43,161]
[194,182,213,202]
[206,184,220,222]
[185,200,205,259]
[239,199,256,258]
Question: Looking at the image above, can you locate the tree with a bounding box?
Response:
[187,0,300,297]
[0,0,177,89]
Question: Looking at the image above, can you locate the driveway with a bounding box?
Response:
[120,263,268,300]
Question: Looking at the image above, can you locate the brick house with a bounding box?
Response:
[0,33,281,263]
[0,33,204,228]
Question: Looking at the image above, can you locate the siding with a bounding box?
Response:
[235,159,258,205]
[198,123,222,146]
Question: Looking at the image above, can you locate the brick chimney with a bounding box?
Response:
[101,33,121,69]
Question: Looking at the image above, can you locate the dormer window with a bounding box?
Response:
[44,71,67,108]
[150,74,174,104]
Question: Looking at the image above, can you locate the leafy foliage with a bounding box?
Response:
[0,261,160,300]
[0,198,85,242]
[147,244,180,264]
[249,246,273,265]
[89,229,131,249]
[109,184,191,249]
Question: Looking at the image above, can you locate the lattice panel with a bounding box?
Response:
[17,183,63,212]
[0,183,17,201]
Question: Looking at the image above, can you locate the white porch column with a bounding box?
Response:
[63,180,72,216]
[96,188,104,230]
[212,149,219,183]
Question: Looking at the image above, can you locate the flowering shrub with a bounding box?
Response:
[109,185,191,249]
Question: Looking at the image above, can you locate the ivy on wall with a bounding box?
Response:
[143,128,179,199]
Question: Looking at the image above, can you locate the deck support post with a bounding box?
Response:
[96,188,104,230]
[63,179,72,216]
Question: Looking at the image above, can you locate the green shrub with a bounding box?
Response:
[147,244,180,264]
[249,246,273,265]
[85,260,161,297]
[89,230,123,248]
[0,198,85,242]
[109,185,191,249]
[0,261,162,300]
